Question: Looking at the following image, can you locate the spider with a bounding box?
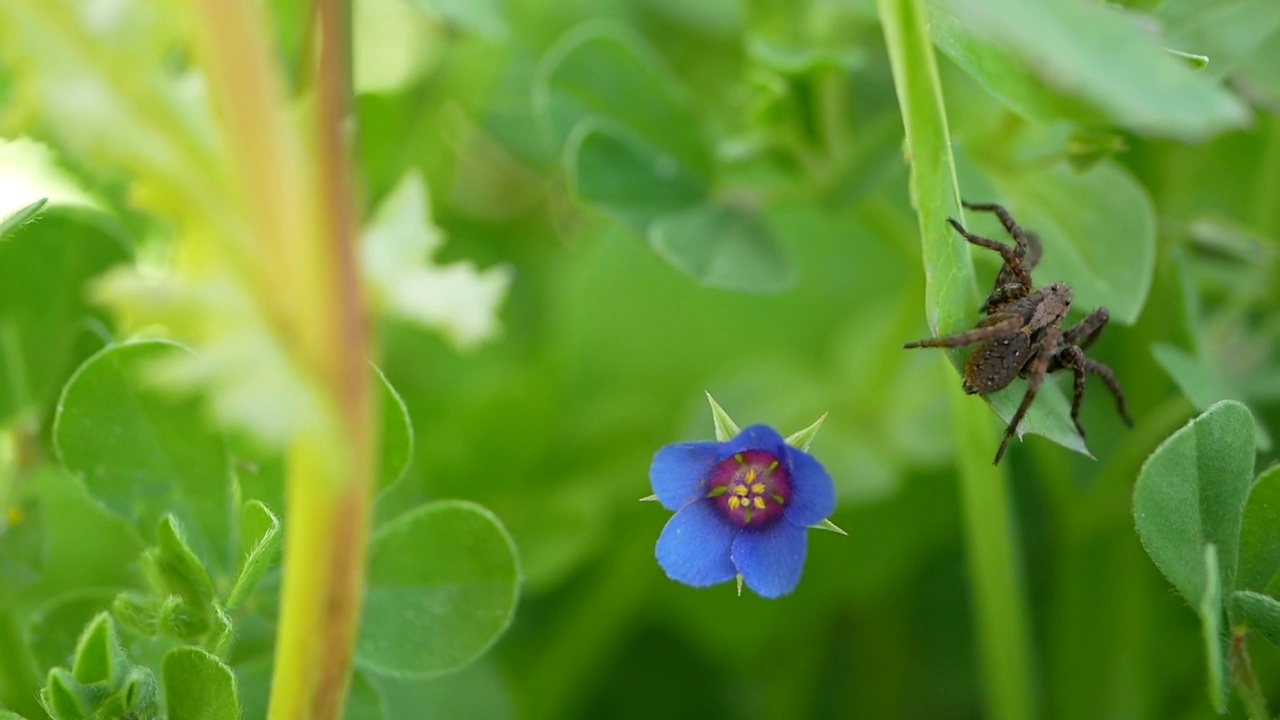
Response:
[904,201,1133,465]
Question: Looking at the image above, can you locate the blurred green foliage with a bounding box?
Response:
[1,0,1279,718]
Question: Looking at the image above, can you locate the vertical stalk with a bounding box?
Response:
[878,0,1037,716]
[1231,630,1270,720]
[189,1,370,718]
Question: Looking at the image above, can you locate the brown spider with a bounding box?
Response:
[904,201,1133,465]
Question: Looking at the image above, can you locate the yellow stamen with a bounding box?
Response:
[744,468,756,483]
[728,496,741,510]
[753,496,766,510]
[751,482,765,495]
[733,485,749,496]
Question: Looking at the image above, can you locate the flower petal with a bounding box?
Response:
[656,501,737,588]
[724,425,786,459]
[731,522,807,599]
[781,446,836,528]
[650,442,720,510]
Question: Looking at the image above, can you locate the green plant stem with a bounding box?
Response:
[0,609,42,718]
[951,380,1038,720]
[1230,630,1270,720]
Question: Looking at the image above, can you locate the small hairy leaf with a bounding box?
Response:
[356,500,520,677]
[1238,464,1280,593]
[1134,400,1255,605]
[54,341,235,574]
[145,515,217,639]
[71,613,123,686]
[224,500,281,610]
[648,204,795,294]
[162,647,239,720]
[1236,590,1280,647]
[41,668,86,720]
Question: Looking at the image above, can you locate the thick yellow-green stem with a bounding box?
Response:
[189,1,371,718]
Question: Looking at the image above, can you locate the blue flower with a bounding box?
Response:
[649,421,837,599]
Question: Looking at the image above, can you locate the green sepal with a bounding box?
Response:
[638,494,658,502]
[705,486,728,498]
[705,392,741,441]
[785,412,828,452]
[40,668,87,720]
[71,612,125,686]
[224,500,281,611]
[810,518,848,536]
[144,514,216,639]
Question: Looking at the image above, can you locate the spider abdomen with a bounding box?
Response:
[963,332,1033,394]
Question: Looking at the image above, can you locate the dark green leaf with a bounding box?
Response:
[941,0,1249,139]
[356,500,520,677]
[0,207,127,424]
[1238,464,1280,593]
[70,612,123,686]
[1134,400,1255,606]
[225,500,281,610]
[566,119,708,236]
[1235,590,1280,647]
[985,160,1157,325]
[162,646,239,720]
[648,204,795,294]
[54,341,235,574]
[534,21,712,177]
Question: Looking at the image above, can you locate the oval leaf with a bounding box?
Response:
[53,341,235,575]
[986,160,1156,325]
[1134,400,1255,606]
[1238,464,1280,593]
[566,119,708,236]
[648,204,795,294]
[356,500,520,678]
[0,207,127,423]
[534,21,712,176]
[162,647,239,720]
[1235,590,1280,648]
[940,0,1249,139]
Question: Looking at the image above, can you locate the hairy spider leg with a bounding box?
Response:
[946,218,1034,291]
[1081,356,1133,427]
[963,201,1032,259]
[1056,345,1091,439]
[994,324,1063,465]
[902,313,1023,350]
[1059,307,1110,350]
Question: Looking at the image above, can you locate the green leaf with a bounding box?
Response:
[705,392,741,442]
[70,613,124,686]
[54,341,235,575]
[25,591,116,672]
[1198,545,1227,712]
[1157,0,1280,80]
[356,500,520,678]
[162,646,239,720]
[566,119,708,236]
[224,500,281,610]
[41,668,86,720]
[0,207,128,424]
[1238,464,1280,593]
[534,21,712,177]
[984,160,1157,325]
[376,365,414,494]
[1133,400,1255,608]
[344,671,387,720]
[144,515,216,640]
[648,204,795,294]
[1236,590,1280,647]
[0,497,44,606]
[0,198,47,237]
[939,0,1249,139]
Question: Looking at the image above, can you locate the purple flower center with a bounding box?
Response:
[705,450,791,528]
